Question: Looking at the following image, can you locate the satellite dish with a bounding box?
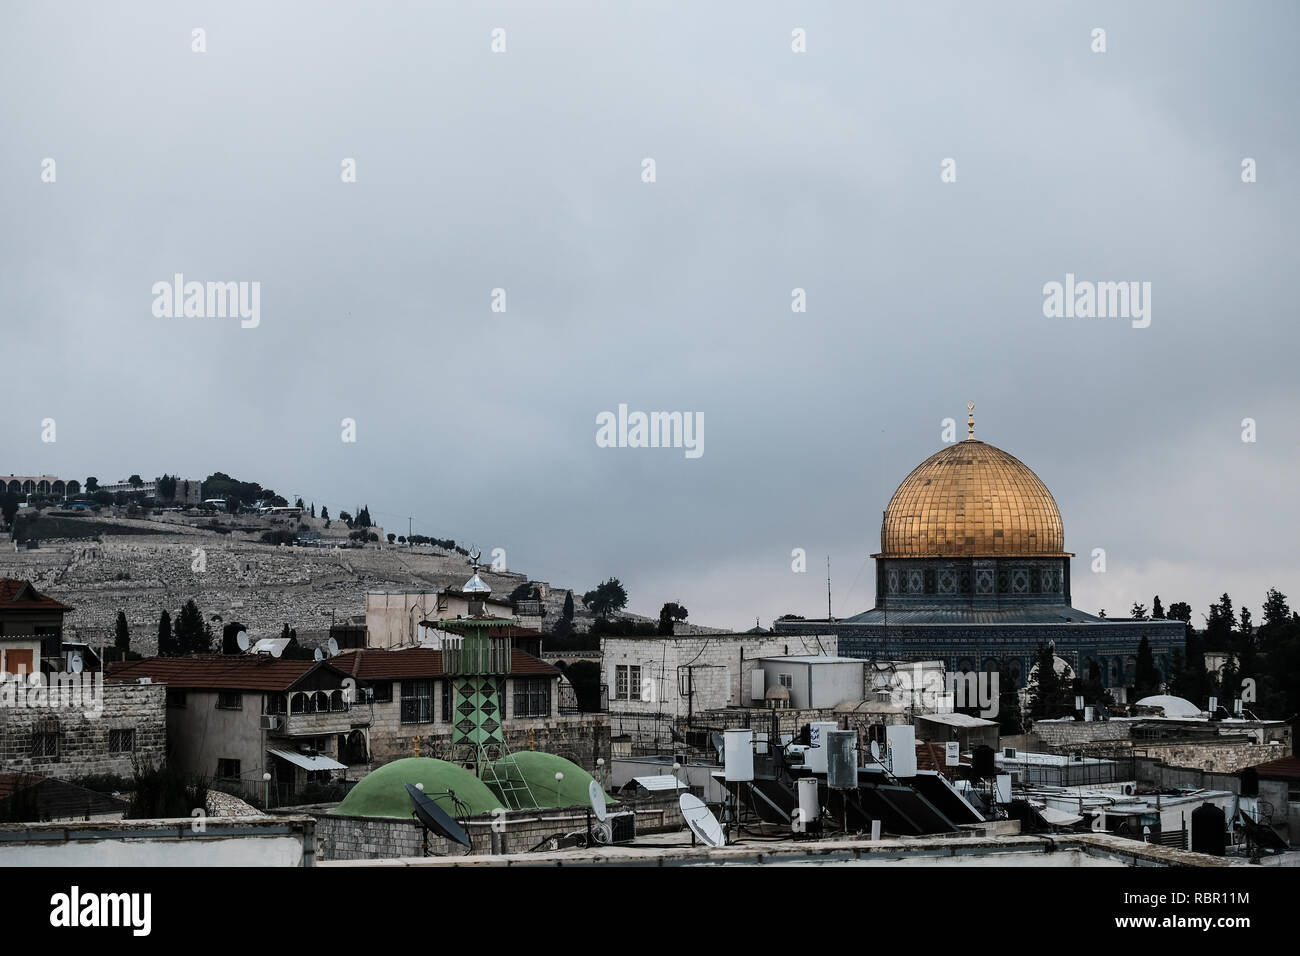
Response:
[268,642,283,659]
[870,740,881,762]
[68,651,83,674]
[313,647,324,662]
[588,780,607,822]
[679,793,724,848]
[236,631,249,651]
[327,637,339,657]
[406,783,471,848]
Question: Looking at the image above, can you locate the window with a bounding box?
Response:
[216,691,242,710]
[166,689,187,708]
[370,681,392,703]
[513,678,552,718]
[329,690,348,712]
[216,758,240,781]
[265,693,287,715]
[401,680,434,724]
[778,673,793,689]
[615,665,642,701]
[31,733,59,761]
[441,680,452,722]
[109,729,134,753]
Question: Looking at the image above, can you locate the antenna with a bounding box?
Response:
[827,555,832,623]
[236,631,250,652]
[679,794,724,848]
[588,779,607,822]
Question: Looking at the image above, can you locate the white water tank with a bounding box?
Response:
[885,725,917,778]
[723,728,754,782]
[806,721,838,774]
[796,777,819,832]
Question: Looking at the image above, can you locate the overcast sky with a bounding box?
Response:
[3,1,1297,631]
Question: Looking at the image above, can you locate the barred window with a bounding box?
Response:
[109,729,134,753]
[441,680,452,722]
[216,758,240,781]
[370,681,393,703]
[401,679,434,724]
[513,678,551,718]
[216,691,242,710]
[265,693,287,714]
[31,733,59,761]
[614,665,642,701]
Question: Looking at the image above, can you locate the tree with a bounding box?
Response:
[1240,607,1254,641]
[157,610,176,656]
[157,475,177,501]
[583,578,628,617]
[398,536,406,544]
[387,533,396,544]
[553,591,576,638]
[1130,602,1148,620]
[1152,596,1165,619]
[1028,643,1071,722]
[128,475,143,489]
[1080,659,1114,709]
[996,659,1024,736]
[356,506,372,528]
[657,602,688,636]
[340,510,353,527]
[1262,588,1291,631]
[1,492,17,528]
[85,477,99,492]
[1133,636,1161,700]
[295,498,305,509]
[320,506,329,521]
[310,503,316,518]
[114,611,130,654]
[174,600,211,655]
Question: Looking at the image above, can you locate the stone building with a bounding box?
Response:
[775,414,1185,691]
[1,578,166,780]
[602,633,838,754]
[107,655,356,805]
[331,646,607,770]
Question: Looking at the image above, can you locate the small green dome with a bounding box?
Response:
[332,758,504,819]
[486,752,615,808]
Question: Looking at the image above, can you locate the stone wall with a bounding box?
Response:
[1033,720,1131,748]
[315,794,683,861]
[0,679,166,779]
[1135,739,1287,774]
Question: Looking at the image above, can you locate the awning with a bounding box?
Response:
[268,749,347,771]
[632,775,686,792]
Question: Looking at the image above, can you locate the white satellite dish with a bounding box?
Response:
[327,637,339,657]
[313,647,324,662]
[269,642,283,659]
[679,793,724,848]
[236,631,249,651]
[588,780,607,822]
[68,651,83,674]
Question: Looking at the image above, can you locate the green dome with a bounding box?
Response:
[332,758,504,819]
[486,752,615,808]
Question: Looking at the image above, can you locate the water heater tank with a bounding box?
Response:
[826,730,858,790]
[796,777,819,831]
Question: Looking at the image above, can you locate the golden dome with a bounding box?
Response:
[877,439,1068,557]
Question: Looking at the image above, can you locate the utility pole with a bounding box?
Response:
[827,555,833,623]
[408,516,412,546]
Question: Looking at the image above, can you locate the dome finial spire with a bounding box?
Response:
[966,401,975,440]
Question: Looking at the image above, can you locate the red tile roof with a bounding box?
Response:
[332,647,558,681]
[0,579,72,612]
[106,655,344,691]
[1251,756,1300,780]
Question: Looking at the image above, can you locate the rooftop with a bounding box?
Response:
[107,655,343,692]
[0,579,72,613]
[333,647,558,680]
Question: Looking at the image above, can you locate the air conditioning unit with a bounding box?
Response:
[592,810,636,846]
[260,715,281,731]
